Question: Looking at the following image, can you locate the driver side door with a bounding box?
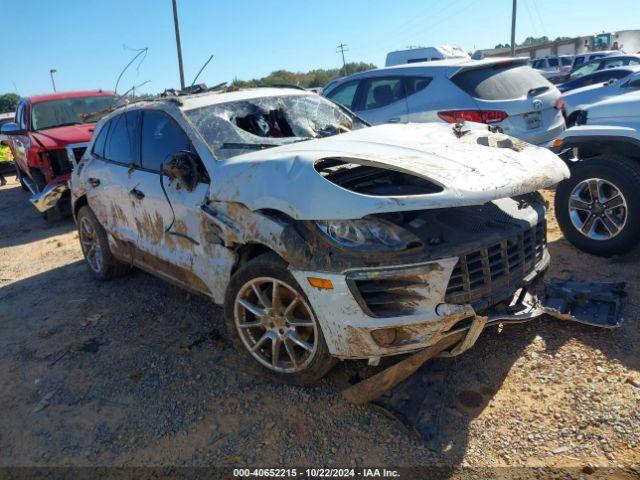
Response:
[127,109,213,296]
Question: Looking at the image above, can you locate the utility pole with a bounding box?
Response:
[49,69,57,92]
[172,0,186,90]
[510,0,517,56]
[337,43,348,75]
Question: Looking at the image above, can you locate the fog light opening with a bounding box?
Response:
[371,328,398,347]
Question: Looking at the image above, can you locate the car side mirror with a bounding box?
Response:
[1,122,24,136]
[162,150,201,192]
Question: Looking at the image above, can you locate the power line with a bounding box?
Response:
[531,0,548,38]
[337,43,349,74]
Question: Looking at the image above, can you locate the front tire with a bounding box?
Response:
[77,206,131,280]
[224,253,336,384]
[555,155,640,256]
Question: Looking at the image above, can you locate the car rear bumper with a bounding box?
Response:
[519,115,567,147]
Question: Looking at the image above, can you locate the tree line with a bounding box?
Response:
[0,62,376,111]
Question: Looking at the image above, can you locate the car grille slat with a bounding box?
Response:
[347,220,547,318]
[445,221,546,308]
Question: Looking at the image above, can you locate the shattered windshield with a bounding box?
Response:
[31,95,123,131]
[185,93,367,160]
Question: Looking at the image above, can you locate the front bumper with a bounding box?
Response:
[30,179,69,213]
[291,248,550,360]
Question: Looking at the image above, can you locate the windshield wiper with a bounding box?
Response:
[219,142,279,150]
[528,86,550,96]
[33,121,84,132]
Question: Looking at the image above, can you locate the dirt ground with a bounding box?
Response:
[1,175,639,470]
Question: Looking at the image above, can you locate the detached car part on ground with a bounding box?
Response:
[71,88,623,392]
[0,91,122,218]
[553,91,640,257]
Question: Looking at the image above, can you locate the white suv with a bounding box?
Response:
[323,58,566,146]
[71,88,570,383]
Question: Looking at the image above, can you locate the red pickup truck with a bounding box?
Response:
[1,90,122,216]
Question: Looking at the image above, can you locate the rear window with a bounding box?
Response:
[451,64,551,100]
[561,57,573,66]
[547,58,559,67]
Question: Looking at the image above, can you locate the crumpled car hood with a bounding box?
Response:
[210,122,569,220]
[33,123,95,149]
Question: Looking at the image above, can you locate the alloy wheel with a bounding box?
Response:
[79,217,103,273]
[234,277,318,373]
[568,178,627,241]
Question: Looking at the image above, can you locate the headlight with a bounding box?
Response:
[314,218,421,252]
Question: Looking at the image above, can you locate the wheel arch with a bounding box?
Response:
[232,243,285,275]
[72,194,88,222]
[562,135,640,163]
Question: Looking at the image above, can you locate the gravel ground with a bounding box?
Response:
[0,176,639,470]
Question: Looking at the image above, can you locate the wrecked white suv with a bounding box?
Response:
[71,87,571,384]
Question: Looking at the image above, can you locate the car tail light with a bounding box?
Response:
[437,110,508,124]
[555,98,565,110]
[493,61,513,69]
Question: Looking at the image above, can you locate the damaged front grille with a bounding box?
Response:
[348,277,426,317]
[48,149,74,177]
[347,220,547,318]
[445,221,546,309]
[48,145,87,177]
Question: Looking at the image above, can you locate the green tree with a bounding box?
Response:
[0,93,19,114]
[520,36,550,46]
[230,62,377,90]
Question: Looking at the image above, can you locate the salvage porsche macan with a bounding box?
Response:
[71,88,569,383]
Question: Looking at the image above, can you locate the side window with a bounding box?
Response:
[573,57,584,67]
[104,111,140,165]
[92,120,110,158]
[604,59,624,68]
[628,58,640,66]
[327,82,359,110]
[140,110,190,172]
[404,77,432,96]
[361,77,405,110]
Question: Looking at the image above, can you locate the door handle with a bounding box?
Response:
[388,117,401,123]
[129,187,145,200]
[88,177,100,187]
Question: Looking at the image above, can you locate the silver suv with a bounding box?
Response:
[323,58,566,146]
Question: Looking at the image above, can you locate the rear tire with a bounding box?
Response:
[76,206,131,280]
[224,253,336,384]
[555,155,640,256]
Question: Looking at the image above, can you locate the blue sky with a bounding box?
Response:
[1,0,638,96]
